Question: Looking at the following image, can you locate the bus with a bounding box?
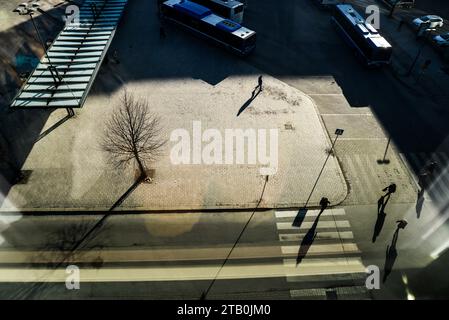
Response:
[190,0,244,23]
[332,4,393,67]
[161,0,256,56]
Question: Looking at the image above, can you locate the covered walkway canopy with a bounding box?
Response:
[10,0,128,109]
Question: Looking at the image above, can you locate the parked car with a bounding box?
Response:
[412,15,444,31]
[433,32,449,47]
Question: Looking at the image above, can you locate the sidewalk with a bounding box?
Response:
[0,73,348,212]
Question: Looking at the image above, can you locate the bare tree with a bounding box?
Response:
[101,91,166,181]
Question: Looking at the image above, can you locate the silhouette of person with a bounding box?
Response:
[377,195,385,214]
[372,210,386,243]
[257,75,263,92]
[383,183,396,196]
[296,211,321,266]
[418,161,437,189]
[378,183,396,214]
[416,188,425,219]
[383,220,407,283]
[383,228,399,283]
[319,197,330,214]
[425,161,437,175]
[251,89,256,99]
[396,219,408,229]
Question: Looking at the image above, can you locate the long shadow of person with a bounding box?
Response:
[296,197,330,266]
[372,210,387,243]
[416,188,425,219]
[237,76,264,117]
[236,88,262,116]
[378,183,396,214]
[383,219,407,283]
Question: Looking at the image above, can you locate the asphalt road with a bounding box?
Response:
[0,208,370,299]
[0,0,448,300]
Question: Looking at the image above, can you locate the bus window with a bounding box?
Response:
[234,4,244,14]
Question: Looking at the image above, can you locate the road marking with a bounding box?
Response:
[0,245,283,264]
[343,154,371,204]
[275,209,345,218]
[276,220,350,230]
[281,243,360,255]
[290,286,368,299]
[282,257,363,268]
[279,231,354,242]
[274,208,368,299]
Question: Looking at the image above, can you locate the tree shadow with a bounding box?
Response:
[383,227,400,283]
[5,178,141,299]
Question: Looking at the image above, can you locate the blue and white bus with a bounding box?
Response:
[332,4,393,67]
[190,0,244,23]
[161,0,256,56]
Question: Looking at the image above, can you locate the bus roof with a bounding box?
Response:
[210,0,243,9]
[173,1,212,19]
[336,4,366,25]
[336,4,392,49]
[164,0,255,39]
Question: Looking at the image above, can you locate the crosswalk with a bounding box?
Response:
[274,208,370,300]
[0,208,372,299]
[340,151,449,205]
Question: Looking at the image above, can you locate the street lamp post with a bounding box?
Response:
[302,128,344,209]
[377,137,391,164]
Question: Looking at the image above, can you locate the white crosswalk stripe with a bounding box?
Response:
[274,208,370,300]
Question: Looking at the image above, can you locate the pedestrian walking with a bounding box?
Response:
[418,161,437,188]
[257,75,263,92]
[383,183,397,196]
[319,197,330,213]
[396,219,408,230]
[425,161,437,174]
